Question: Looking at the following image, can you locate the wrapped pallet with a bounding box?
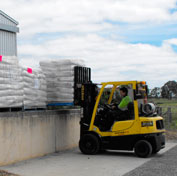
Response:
[40,59,84,103]
[21,67,47,108]
[0,56,23,107]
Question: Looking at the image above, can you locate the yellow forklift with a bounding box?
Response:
[74,67,165,158]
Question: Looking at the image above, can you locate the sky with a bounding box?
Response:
[1,0,177,88]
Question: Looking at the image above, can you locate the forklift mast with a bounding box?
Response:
[74,66,98,131]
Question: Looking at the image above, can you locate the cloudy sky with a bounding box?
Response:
[1,0,177,88]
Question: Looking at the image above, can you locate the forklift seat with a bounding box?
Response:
[127,102,134,119]
[114,102,134,121]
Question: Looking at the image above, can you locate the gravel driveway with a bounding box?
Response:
[124,144,177,176]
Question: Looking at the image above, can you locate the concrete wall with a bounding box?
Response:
[0,109,81,166]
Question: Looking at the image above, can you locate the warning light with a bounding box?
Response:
[141,81,146,85]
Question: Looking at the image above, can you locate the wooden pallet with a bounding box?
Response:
[47,102,74,110]
[23,106,47,111]
[47,102,74,106]
[0,107,23,112]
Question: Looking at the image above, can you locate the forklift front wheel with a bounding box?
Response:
[134,140,152,158]
[79,134,100,155]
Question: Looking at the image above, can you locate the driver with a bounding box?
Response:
[102,87,132,130]
[117,87,132,110]
[112,87,132,119]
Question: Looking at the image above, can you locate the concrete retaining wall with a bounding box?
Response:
[0,109,81,166]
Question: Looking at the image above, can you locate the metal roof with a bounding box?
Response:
[0,23,19,32]
[0,10,19,25]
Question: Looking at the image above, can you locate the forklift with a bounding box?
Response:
[74,67,165,158]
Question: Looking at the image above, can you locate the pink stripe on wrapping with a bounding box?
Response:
[27,68,32,74]
[0,55,2,62]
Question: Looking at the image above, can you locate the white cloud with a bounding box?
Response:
[18,34,177,88]
[1,0,177,38]
[1,0,177,88]
[164,38,177,45]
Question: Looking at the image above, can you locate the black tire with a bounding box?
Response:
[79,134,100,155]
[134,140,152,158]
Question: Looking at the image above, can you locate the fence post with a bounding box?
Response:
[159,107,162,116]
[167,107,172,128]
[157,107,162,116]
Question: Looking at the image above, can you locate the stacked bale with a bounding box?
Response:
[40,59,84,103]
[0,56,23,107]
[21,67,47,108]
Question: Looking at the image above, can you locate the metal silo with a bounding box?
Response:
[0,10,19,56]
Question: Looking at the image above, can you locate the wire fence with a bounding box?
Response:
[157,106,177,130]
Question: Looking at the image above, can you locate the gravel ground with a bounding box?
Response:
[124,145,177,176]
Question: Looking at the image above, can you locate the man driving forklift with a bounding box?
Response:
[105,86,133,129]
[112,87,132,110]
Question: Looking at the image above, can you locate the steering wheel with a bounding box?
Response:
[98,104,112,110]
[103,104,113,110]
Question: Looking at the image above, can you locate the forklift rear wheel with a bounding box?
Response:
[79,134,100,155]
[134,140,152,158]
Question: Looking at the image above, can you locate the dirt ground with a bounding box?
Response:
[0,170,19,176]
[166,130,177,141]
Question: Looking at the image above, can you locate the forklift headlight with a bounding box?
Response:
[141,121,153,127]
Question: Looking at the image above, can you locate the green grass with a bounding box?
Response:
[148,98,177,130]
[149,98,177,107]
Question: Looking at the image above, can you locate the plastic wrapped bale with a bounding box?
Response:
[40,59,84,103]
[37,69,47,106]
[22,67,47,108]
[0,56,23,108]
[39,63,58,103]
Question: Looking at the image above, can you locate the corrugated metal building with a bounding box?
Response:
[0,10,19,56]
